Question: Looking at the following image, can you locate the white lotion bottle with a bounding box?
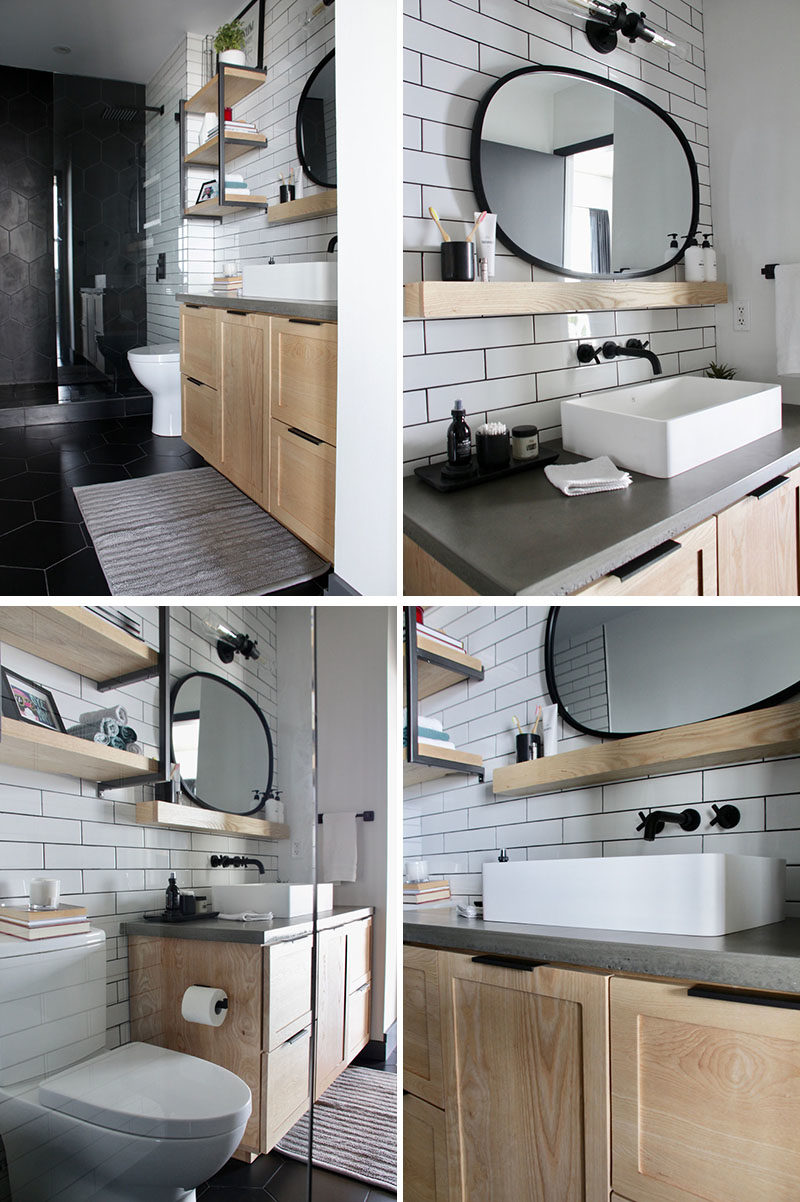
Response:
[475,212,496,279]
[702,233,717,282]
[684,232,704,282]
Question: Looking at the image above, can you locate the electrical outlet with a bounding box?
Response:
[734,299,751,331]
[291,840,302,859]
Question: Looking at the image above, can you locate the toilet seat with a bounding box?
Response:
[128,343,180,364]
[38,1042,251,1140]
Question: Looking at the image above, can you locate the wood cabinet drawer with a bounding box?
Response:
[262,1024,311,1151]
[264,935,312,1052]
[181,376,220,466]
[269,420,336,562]
[611,976,800,1202]
[270,316,337,445]
[219,309,268,503]
[717,472,799,595]
[403,946,445,1108]
[180,304,218,387]
[346,917,372,992]
[575,517,717,596]
[344,979,371,1062]
[403,1093,451,1202]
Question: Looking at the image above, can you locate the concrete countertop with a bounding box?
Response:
[124,904,372,946]
[404,908,800,994]
[404,404,800,595]
[176,292,336,322]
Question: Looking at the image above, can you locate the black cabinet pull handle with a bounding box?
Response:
[186,376,208,388]
[749,475,789,500]
[611,539,681,581]
[289,318,323,326]
[471,954,549,972]
[288,427,323,446]
[226,309,249,317]
[185,303,202,309]
[687,985,800,1011]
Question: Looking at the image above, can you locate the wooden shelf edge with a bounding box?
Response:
[0,719,157,781]
[136,799,290,840]
[183,133,267,164]
[185,67,267,114]
[492,698,800,797]
[185,196,268,217]
[416,633,483,677]
[267,191,337,225]
[403,742,484,786]
[404,280,729,319]
[0,606,157,683]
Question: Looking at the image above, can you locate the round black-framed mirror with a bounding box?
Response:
[296,48,336,188]
[545,606,800,740]
[170,672,274,815]
[471,64,699,280]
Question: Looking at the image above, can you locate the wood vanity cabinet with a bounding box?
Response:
[716,467,800,594]
[314,915,373,1098]
[403,946,610,1202]
[218,309,268,503]
[576,517,717,596]
[610,976,800,1202]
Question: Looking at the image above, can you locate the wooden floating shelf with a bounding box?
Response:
[404,280,728,320]
[404,635,484,704]
[185,68,266,115]
[184,133,267,167]
[185,195,268,217]
[0,719,157,783]
[493,699,800,798]
[267,191,337,226]
[404,743,484,787]
[0,606,157,685]
[136,800,289,841]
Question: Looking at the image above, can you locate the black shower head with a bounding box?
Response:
[101,103,164,122]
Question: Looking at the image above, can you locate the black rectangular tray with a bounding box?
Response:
[415,449,558,493]
[143,910,220,923]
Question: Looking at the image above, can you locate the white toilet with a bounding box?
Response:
[0,929,251,1202]
[128,343,182,437]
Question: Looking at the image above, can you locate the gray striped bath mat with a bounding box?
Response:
[276,1065,397,1191]
[74,467,329,596]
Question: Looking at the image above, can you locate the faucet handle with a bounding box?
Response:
[577,342,601,365]
[625,338,649,350]
[635,811,649,832]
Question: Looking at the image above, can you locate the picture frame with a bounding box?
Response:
[196,179,218,204]
[1,669,65,733]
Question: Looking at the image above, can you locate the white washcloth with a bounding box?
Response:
[319,812,358,883]
[218,911,273,922]
[775,264,800,376]
[545,455,632,495]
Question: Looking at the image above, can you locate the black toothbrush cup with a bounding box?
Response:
[516,732,543,762]
[441,240,475,281]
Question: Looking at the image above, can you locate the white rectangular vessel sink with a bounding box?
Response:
[212,882,333,918]
[483,854,785,937]
[241,261,336,303]
[561,377,782,477]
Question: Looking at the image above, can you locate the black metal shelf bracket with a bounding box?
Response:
[96,665,160,693]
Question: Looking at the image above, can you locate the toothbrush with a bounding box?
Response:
[466,211,486,242]
[531,706,542,736]
[512,715,522,736]
[429,206,450,242]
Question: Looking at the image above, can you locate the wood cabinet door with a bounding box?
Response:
[576,518,717,596]
[315,925,347,1097]
[269,419,336,561]
[262,1024,312,1151]
[717,472,799,594]
[611,976,800,1202]
[344,980,371,1062]
[219,309,268,503]
[182,376,220,466]
[403,945,445,1108]
[270,316,337,445]
[345,917,372,992]
[180,304,218,387]
[404,1093,452,1202]
[264,935,312,1051]
[440,951,609,1202]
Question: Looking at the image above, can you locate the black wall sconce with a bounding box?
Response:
[552,0,688,58]
[215,625,260,663]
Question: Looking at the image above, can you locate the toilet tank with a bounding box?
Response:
[0,928,107,1086]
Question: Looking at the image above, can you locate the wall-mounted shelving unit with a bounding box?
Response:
[135,800,289,841]
[404,280,728,320]
[180,66,268,219]
[404,607,485,786]
[492,699,800,797]
[267,191,338,226]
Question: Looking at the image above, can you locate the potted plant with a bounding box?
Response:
[214,19,247,67]
[704,361,737,379]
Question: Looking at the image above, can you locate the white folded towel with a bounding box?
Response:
[218,911,273,922]
[545,455,632,495]
[775,264,800,376]
[319,812,358,883]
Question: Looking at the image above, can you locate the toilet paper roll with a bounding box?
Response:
[181,985,229,1027]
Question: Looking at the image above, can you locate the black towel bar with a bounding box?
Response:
[318,810,375,824]
[762,263,778,279]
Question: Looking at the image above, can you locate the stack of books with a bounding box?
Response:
[212,273,243,294]
[417,621,465,654]
[403,879,451,906]
[206,119,260,141]
[0,904,90,941]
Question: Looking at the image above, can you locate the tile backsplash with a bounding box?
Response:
[403,0,715,470]
[403,606,800,914]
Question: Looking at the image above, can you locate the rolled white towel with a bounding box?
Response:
[218,911,273,922]
[545,456,632,496]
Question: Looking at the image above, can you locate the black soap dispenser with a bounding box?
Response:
[442,399,476,481]
[165,873,181,914]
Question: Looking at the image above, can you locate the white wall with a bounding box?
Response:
[704,0,800,403]
[316,606,397,1045]
[404,606,800,914]
[276,606,314,882]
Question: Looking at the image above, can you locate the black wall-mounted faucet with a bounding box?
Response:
[577,338,663,376]
[636,808,701,842]
[210,854,265,875]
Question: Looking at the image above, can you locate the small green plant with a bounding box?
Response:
[213,19,246,53]
[704,361,737,379]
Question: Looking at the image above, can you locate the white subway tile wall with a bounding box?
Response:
[403,0,715,471]
[0,606,281,1050]
[144,2,335,343]
[403,606,800,913]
